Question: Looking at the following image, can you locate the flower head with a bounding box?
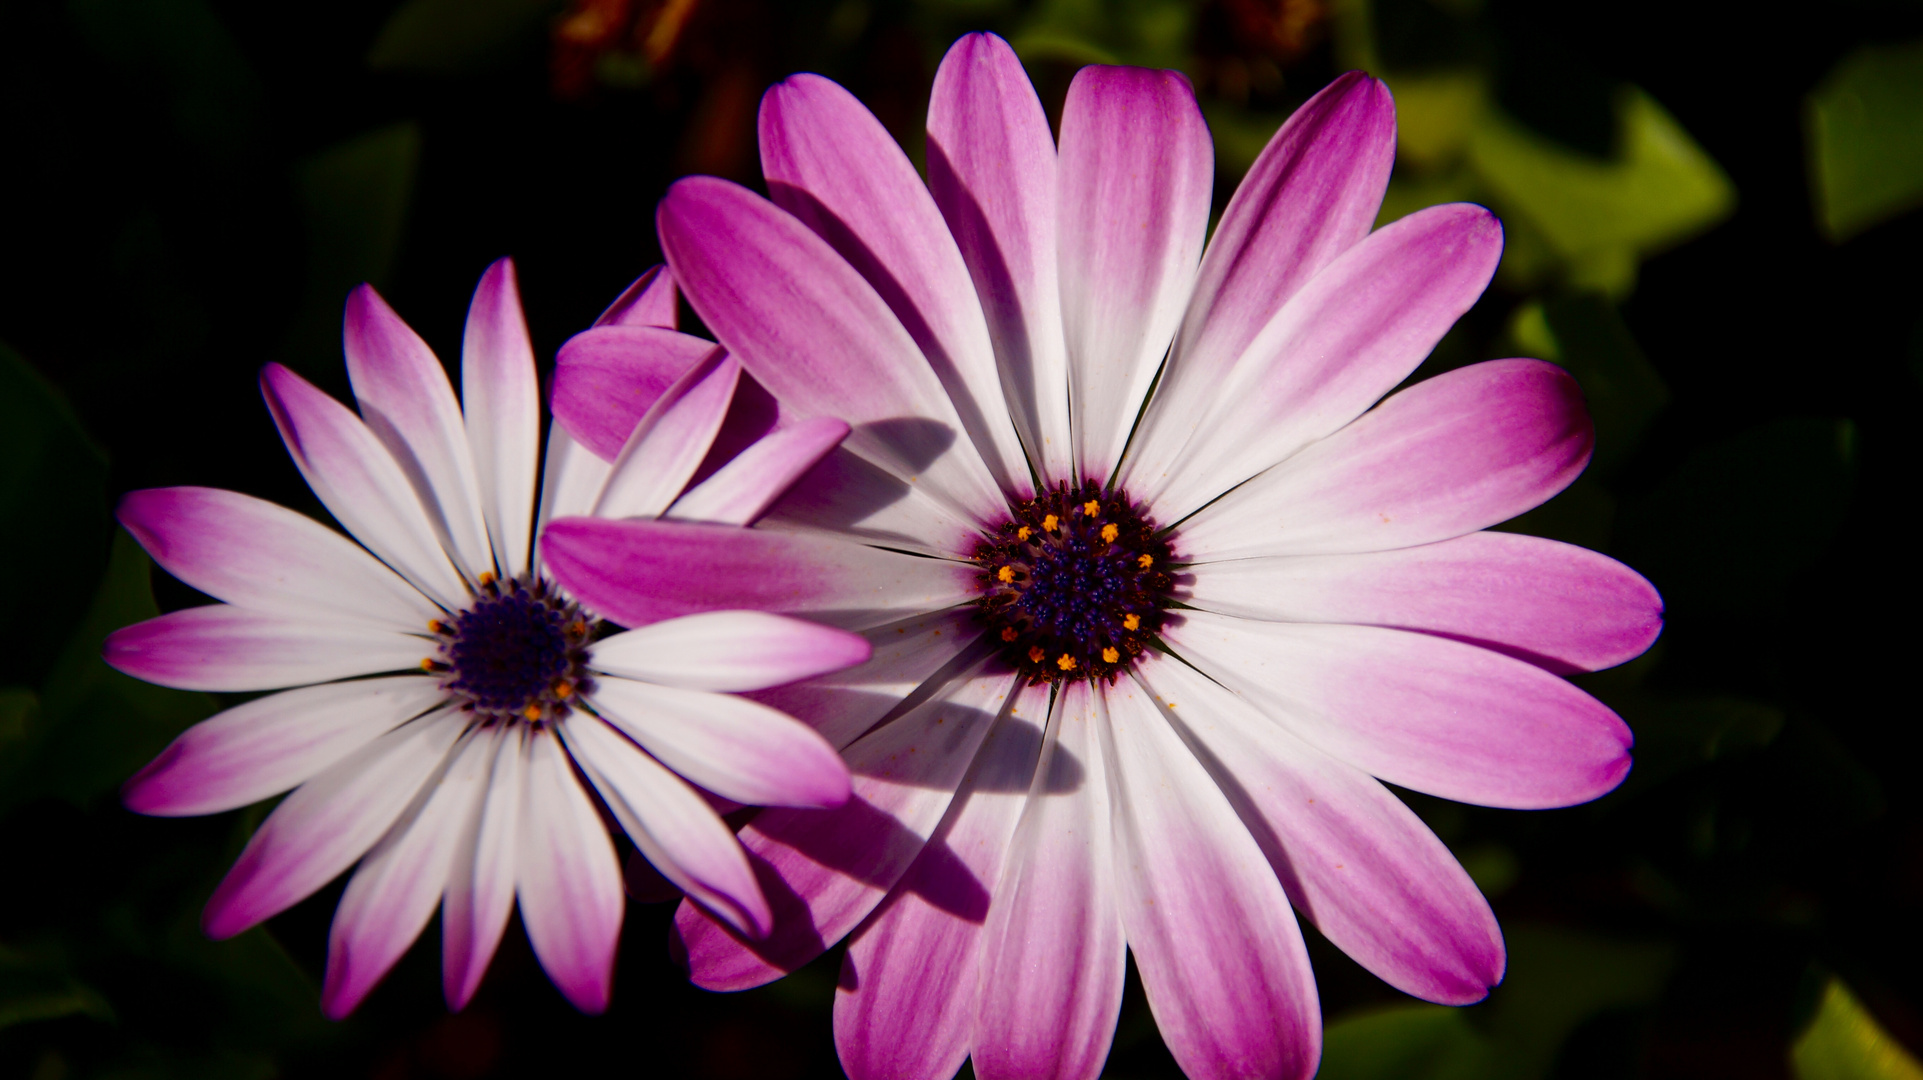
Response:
[107,259,871,1018]
[544,33,1662,1080]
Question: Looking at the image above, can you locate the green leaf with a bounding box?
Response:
[1319,926,1672,1080]
[1614,418,1858,614]
[1010,0,1194,71]
[367,0,562,75]
[1792,978,1923,1080]
[1806,37,1923,242]
[0,343,112,689]
[1319,1003,1494,1080]
[1509,293,1669,475]
[0,531,217,812]
[0,943,115,1030]
[275,123,422,384]
[1466,87,1736,296]
[1384,70,1488,171]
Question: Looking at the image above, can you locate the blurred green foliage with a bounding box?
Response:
[1806,38,1923,242]
[1320,926,1673,1080]
[1793,979,1923,1080]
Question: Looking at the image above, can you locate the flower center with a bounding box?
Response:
[426,574,594,723]
[972,481,1175,684]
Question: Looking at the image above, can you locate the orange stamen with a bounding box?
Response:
[1001,627,1019,642]
[1056,653,1077,671]
[997,565,1016,584]
[1028,645,1047,664]
[1102,647,1120,664]
[1100,523,1119,543]
[1123,613,1141,631]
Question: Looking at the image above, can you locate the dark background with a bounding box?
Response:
[2,0,1920,1077]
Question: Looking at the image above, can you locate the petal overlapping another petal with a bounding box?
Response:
[761,72,1030,498]
[542,517,976,631]
[674,668,1015,991]
[667,417,851,527]
[594,263,679,329]
[592,349,741,520]
[562,713,772,939]
[586,675,851,809]
[657,176,1004,522]
[552,325,718,462]
[834,682,1048,1080]
[590,611,872,693]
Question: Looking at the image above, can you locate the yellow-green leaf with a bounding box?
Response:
[1467,87,1735,296]
[1806,37,1923,242]
[1793,979,1923,1080]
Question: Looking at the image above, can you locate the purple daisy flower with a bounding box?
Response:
[106,259,872,1019]
[542,33,1662,1080]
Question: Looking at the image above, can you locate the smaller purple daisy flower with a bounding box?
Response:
[107,259,869,1018]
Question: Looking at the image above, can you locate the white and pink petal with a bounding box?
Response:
[1177,358,1593,561]
[541,518,976,631]
[123,676,444,817]
[105,605,428,693]
[1167,610,1633,809]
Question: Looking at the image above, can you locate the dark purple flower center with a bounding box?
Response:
[972,481,1176,684]
[429,576,593,723]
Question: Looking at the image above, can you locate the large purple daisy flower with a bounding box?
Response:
[106,260,871,1018]
[542,34,1662,1080]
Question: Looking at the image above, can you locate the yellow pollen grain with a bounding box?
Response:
[1028,645,1047,663]
[1102,647,1120,664]
[478,571,497,586]
[554,681,574,699]
[1123,613,1141,631]
[1042,514,1058,532]
[1016,526,1032,541]
[1001,627,1019,642]
[997,565,1016,584]
[1137,553,1154,569]
[1101,523,1119,543]
[1082,500,1100,516]
[420,658,435,671]
[1056,653,1077,671]
[428,619,444,634]
[523,704,543,721]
